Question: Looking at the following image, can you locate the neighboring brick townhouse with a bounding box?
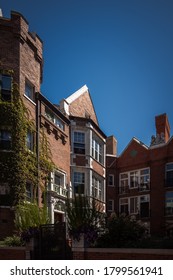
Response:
[60,85,106,212]
[106,113,173,236]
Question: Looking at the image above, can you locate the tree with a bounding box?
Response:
[66,195,105,244]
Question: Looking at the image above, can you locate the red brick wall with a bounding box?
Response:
[73,248,173,260]
[0,247,26,260]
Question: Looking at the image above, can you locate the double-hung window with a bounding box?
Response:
[25,81,34,101]
[92,175,103,200]
[74,132,85,154]
[165,191,173,216]
[74,172,85,194]
[26,130,34,151]
[26,182,33,202]
[166,163,173,187]
[0,129,12,150]
[92,138,103,164]
[0,75,12,101]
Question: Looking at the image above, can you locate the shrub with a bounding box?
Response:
[1,235,24,247]
[96,213,146,248]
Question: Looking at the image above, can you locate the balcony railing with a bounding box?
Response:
[138,183,150,192]
[119,186,129,194]
[51,184,67,197]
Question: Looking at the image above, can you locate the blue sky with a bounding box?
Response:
[1,0,173,155]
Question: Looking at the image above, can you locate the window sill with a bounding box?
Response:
[24,94,36,106]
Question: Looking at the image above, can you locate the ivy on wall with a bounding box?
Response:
[0,69,54,206]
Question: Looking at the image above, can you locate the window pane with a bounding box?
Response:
[25,82,34,100]
[2,75,12,90]
[165,191,173,215]
[0,130,12,150]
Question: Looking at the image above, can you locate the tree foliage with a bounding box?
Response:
[96,213,146,248]
[66,195,105,243]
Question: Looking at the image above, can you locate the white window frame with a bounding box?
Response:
[45,106,65,131]
[53,170,66,197]
[73,172,85,194]
[73,131,85,154]
[92,138,103,164]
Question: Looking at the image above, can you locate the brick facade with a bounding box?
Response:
[106,114,173,236]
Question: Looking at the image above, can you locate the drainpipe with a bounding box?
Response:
[35,92,41,206]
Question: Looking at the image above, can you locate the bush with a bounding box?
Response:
[96,213,146,248]
[1,235,24,247]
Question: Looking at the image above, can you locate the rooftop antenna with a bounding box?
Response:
[0,9,3,17]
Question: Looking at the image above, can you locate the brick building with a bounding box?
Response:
[0,11,71,238]
[0,11,106,239]
[60,85,106,212]
[106,114,173,236]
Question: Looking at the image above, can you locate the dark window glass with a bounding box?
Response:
[0,130,11,150]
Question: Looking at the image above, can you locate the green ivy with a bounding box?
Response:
[0,69,54,206]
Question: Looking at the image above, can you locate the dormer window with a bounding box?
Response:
[45,107,65,131]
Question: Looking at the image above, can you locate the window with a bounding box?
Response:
[92,176,103,200]
[74,132,85,154]
[119,168,150,192]
[92,138,103,163]
[139,169,150,191]
[119,173,128,194]
[130,197,138,214]
[140,195,150,218]
[25,81,34,101]
[166,163,173,187]
[119,195,150,218]
[165,191,173,216]
[119,198,128,215]
[0,129,11,150]
[26,130,34,151]
[0,75,12,101]
[53,171,66,196]
[45,107,65,130]
[74,172,85,194]
[26,182,33,202]
[108,200,114,212]
[130,171,139,188]
[0,183,10,195]
[108,174,114,186]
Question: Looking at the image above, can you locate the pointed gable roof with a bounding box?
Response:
[65,85,99,125]
[119,137,149,158]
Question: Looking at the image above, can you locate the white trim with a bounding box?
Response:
[65,85,88,104]
[24,94,36,106]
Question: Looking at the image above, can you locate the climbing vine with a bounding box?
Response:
[0,69,54,206]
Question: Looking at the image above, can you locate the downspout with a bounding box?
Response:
[35,92,41,206]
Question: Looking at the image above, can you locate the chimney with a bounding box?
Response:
[106,135,117,156]
[0,9,3,17]
[155,113,170,143]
